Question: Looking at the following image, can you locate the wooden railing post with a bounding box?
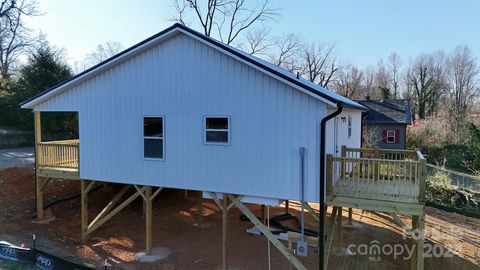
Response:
[418,155,427,203]
[326,154,333,195]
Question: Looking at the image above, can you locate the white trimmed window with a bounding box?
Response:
[386,130,396,143]
[205,116,230,145]
[144,117,164,159]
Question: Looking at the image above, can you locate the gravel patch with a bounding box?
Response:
[0,148,34,169]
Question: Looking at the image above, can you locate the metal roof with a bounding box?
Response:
[20,23,366,111]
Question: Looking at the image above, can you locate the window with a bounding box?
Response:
[144,117,164,159]
[348,116,352,138]
[205,116,230,144]
[386,130,396,143]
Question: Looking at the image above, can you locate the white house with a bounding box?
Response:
[21,23,365,204]
[20,24,431,270]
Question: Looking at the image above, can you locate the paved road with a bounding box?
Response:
[0,147,34,169]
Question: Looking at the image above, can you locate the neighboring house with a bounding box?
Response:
[356,97,412,150]
[21,23,365,204]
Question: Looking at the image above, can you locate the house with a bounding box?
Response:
[356,97,412,149]
[20,24,426,270]
[21,23,364,203]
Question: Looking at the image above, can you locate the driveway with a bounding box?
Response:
[0,147,34,169]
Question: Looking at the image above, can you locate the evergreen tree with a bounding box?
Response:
[1,39,73,132]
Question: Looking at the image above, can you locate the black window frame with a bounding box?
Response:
[143,116,164,159]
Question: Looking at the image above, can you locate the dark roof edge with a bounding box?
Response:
[21,23,364,110]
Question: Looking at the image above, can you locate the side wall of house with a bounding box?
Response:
[364,124,406,149]
[33,33,362,202]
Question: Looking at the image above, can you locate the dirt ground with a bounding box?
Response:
[0,167,479,270]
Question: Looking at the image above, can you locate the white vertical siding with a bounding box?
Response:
[33,33,362,202]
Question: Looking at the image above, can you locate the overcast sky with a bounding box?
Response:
[23,0,479,68]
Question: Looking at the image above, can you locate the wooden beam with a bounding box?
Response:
[327,196,424,216]
[145,186,153,254]
[39,177,51,192]
[335,207,343,251]
[85,186,146,237]
[85,181,97,194]
[222,194,228,270]
[304,203,319,223]
[347,208,353,225]
[37,168,80,180]
[207,192,223,209]
[134,185,147,201]
[87,185,131,230]
[34,112,43,219]
[411,215,425,270]
[81,180,88,242]
[324,206,338,269]
[227,195,307,270]
[390,213,408,230]
[150,187,163,202]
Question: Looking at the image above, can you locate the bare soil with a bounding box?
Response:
[0,167,479,269]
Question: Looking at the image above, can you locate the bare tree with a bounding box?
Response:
[0,0,38,79]
[171,0,277,45]
[446,45,479,129]
[73,41,124,73]
[333,64,363,99]
[85,41,124,66]
[388,52,402,98]
[267,33,302,72]
[405,52,446,119]
[362,66,380,99]
[375,59,391,99]
[238,26,271,56]
[300,42,341,88]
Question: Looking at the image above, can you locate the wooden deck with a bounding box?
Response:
[36,139,79,179]
[325,146,426,270]
[326,147,426,211]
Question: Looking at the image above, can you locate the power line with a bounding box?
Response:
[43,14,142,40]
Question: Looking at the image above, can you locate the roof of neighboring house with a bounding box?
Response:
[355,98,412,125]
[20,23,366,111]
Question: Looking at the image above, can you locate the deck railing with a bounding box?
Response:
[327,146,426,204]
[37,139,79,170]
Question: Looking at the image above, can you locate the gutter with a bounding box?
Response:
[319,102,343,270]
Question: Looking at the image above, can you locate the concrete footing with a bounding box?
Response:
[135,247,171,263]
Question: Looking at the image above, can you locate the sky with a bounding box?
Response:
[23,0,480,68]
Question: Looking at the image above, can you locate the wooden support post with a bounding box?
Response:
[335,207,343,250]
[285,200,289,214]
[227,195,307,270]
[222,194,228,270]
[145,186,153,254]
[198,198,204,225]
[81,180,88,243]
[34,112,44,219]
[411,215,425,270]
[35,176,44,219]
[324,206,338,270]
[261,204,266,224]
[348,208,353,225]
